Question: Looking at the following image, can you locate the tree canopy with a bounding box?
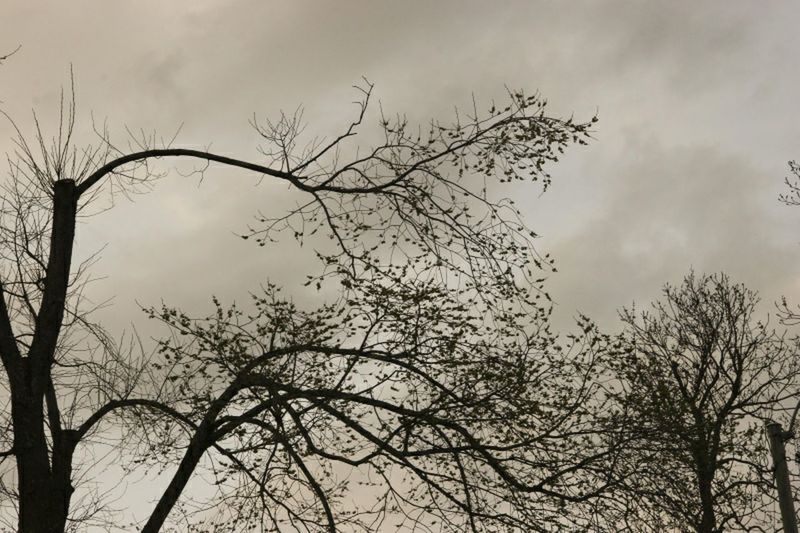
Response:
[0,79,622,532]
[598,273,799,532]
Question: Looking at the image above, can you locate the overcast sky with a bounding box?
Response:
[2,1,800,528]
[4,1,800,333]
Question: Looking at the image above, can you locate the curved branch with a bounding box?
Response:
[77,148,301,196]
[76,147,415,197]
[75,398,196,441]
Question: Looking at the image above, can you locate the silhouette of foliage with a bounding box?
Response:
[0,79,624,532]
[597,273,798,533]
[779,160,800,207]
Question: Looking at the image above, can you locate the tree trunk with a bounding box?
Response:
[141,429,210,533]
[13,375,74,532]
[13,180,79,533]
[13,381,55,532]
[697,471,717,533]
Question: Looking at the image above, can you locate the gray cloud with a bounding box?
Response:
[2,2,800,525]
[546,141,800,329]
[2,0,797,337]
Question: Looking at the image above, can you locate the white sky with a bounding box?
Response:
[2,0,800,529]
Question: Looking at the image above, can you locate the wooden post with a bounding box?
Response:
[767,421,799,533]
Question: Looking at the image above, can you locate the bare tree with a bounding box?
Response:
[598,272,798,532]
[0,78,623,532]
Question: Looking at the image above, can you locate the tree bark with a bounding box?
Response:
[14,180,78,532]
[697,471,717,533]
[12,367,76,532]
[13,363,54,532]
[29,180,78,391]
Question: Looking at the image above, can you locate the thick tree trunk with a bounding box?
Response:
[697,472,717,533]
[13,381,54,532]
[13,380,74,532]
[29,180,78,389]
[13,180,79,533]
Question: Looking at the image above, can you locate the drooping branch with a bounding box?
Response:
[75,149,304,197]
[75,398,198,442]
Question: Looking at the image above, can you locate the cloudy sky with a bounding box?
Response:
[2,0,800,528]
[4,1,800,333]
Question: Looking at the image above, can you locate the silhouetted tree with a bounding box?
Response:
[598,273,798,532]
[0,79,620,532]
